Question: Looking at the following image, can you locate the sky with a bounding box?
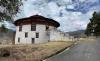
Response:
[6,0,100,32]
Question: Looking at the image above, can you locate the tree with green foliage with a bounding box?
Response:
[0,0,22,22]
[0,0,22,32]
[85,23,93,36]
[85,12,100,36]
[0,24,8,32]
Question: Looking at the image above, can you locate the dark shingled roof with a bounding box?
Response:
[14,15,60,27]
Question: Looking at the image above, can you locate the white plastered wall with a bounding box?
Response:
[50,29,70,41]
[15,24,53,44]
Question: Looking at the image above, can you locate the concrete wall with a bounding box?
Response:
[0,31,14,44]
[50,29,71,41]
[15,24,55,44]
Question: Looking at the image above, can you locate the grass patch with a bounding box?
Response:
[0,41,74,61]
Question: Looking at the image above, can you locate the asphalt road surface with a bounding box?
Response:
[46,38,100,61]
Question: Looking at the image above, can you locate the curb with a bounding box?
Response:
[42,42,77,61]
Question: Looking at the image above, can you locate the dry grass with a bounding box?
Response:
[77,37,96,43]
[0,41,74,61]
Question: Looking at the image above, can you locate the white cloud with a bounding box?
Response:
[48,2,59,16]
[3,21,16,31]
[79,0,86,2]
[14,0,99,32]
[67,5,74,9]
[54,10,93,31]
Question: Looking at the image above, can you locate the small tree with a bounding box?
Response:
[0,24,8,32]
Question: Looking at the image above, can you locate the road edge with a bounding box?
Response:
[42,42,77,61]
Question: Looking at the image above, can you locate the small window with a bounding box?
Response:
[36,33,39,38]
[19,25,22,31]
[25,32,28,38]
[31,23,36,31]
[46,25,49,30]
[32,38,35,44]
[18,38,20,43]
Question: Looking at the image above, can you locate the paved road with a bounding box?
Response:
[46,39,100,61]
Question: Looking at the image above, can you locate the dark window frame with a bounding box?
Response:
[19,25,22,31]
[32,38,35,44]
[18,38,20,43]
[46,25,49,30]
[36,32,39,38]
[25,32,28,38]
[31,23,36,31]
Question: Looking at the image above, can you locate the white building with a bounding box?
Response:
[14,15,60,44]
[14,15,72,44]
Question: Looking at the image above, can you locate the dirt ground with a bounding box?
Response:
[0,41,74,61]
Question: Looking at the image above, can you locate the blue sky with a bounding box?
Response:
[12,0,100,32]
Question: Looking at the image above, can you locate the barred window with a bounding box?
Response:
[36,33,39,38]
[31,23,36,31]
